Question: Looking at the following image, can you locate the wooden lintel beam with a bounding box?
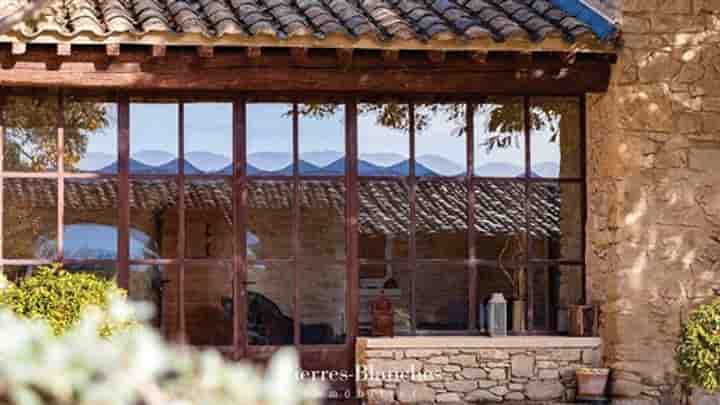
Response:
[0,60,612,94]
[427,50,445,64]
[151,44,167,58]
[336,48,353,67]
[57,43,72,57]
[246,47,262,61]
[11,42,26,56]
[290,47,309,64]
[516,51,533,67]
[197,46,214,58]
[106,43,121,57]
[46,57,62,71]
[382,49,400,64]
[470,51,487,64]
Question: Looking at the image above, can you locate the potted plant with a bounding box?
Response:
[498,232,528,333]
[676,299,720,396]
[576,367,610,398]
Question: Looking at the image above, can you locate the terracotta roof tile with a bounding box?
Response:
[6,0,606,48]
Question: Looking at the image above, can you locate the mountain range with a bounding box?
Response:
[79,150,559,177]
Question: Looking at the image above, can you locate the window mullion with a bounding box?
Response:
[177,101,187,344]
[56,91,64,263]
[466,102,477,331]
[523,96,533,331]
[117,95,130,290]
[292,102,300,346]
[409,103,417,335]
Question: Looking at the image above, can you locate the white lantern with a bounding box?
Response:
[487,293,507,337]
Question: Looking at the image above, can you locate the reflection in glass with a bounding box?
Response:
[358,103,409,176]
[415,104,466,176]
[3,178,57,259]
[0,265,40,283]
[474,98,525,178]
[248,181,292,259]
[416,264,468,330]
[185,103,232,174]
[247,261,294,345]
[247,103,292,175]
[536,264,583,332]
[358,264,412,336]
[301,180,346,260]
[530,183,582,261]
[129,103,179,174]
[4,95,58,172]
[359,180,409,259]
[415,180,467,259]
[299,104,345,175]
[530,97,581,178]
[129,264,168,331]
[130,178,178,259]
[185,263,234,346]
[473,181,527,262]
[65,99,117,173]
[185,179,233,259]
[299,260,346,344]
[63,179,118,260]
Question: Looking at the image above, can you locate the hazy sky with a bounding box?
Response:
[86,102,563,168]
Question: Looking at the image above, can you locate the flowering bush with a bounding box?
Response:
[677,299,720,393]
[0,264,132,336]
[0,299,323,405]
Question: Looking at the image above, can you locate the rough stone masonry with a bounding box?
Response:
[587,0,720,404]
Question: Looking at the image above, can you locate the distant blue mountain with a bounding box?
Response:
[99,158,202,174]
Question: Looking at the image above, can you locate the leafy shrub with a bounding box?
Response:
[0,263,131,336]
[677,299,720,393]
[0,300,322,405]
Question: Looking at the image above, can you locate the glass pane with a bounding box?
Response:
[473,181,527,261]
[248,181,292,260]
[415,104,466,176]
[185,103,232,174]
[541,264,583,333]
[129,264,168,331]
[301,180,346,260]
[62,262,118,280]
[4,95,58,172]
[185,263,234,346]
[130,178,177,259]
[247,103,292,176]
[359,180,409,259]
[416,180,468,259]
[185,179,233,259]
[358,103,409,176]
[416,264,468,330]
[530,97,581,178]
[247,261,294,346]
[474,97,525,178]
[65,99,117,173]
[299,103,345,175]
[358,263,412,336]
[529,183,582,261]
[3,178,57,259]
[129,103,178,174]
[64,179,118,260]
[299,260,346,344]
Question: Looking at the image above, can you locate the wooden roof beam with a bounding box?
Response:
[382,49,400,64]
[246,46,262,63]
[197,45,214,59]
[470,51,487,64]
[290,47,309,65]
[151,44,167,58]
[336,48,353,67]
[11,42,26,56]
[427,50,445,64]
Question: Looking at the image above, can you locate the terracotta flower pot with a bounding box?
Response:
[576,368,610,398]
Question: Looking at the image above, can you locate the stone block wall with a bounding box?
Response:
[357,338,602,404]
[586,1,720,403]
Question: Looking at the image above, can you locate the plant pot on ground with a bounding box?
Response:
[576,367,610,398]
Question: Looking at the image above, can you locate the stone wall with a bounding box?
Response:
[587,1,720,403]
[357,337,602,404]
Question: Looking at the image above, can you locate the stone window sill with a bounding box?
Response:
[358,336,602,349]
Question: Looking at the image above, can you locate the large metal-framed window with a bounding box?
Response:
[0,91,585,343]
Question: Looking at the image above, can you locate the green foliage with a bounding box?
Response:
[0,263,131,336]
[677,299,720,393]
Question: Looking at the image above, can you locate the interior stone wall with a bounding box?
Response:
[587,2,720,403]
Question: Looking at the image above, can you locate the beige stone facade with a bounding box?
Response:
[587,1,720,403]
